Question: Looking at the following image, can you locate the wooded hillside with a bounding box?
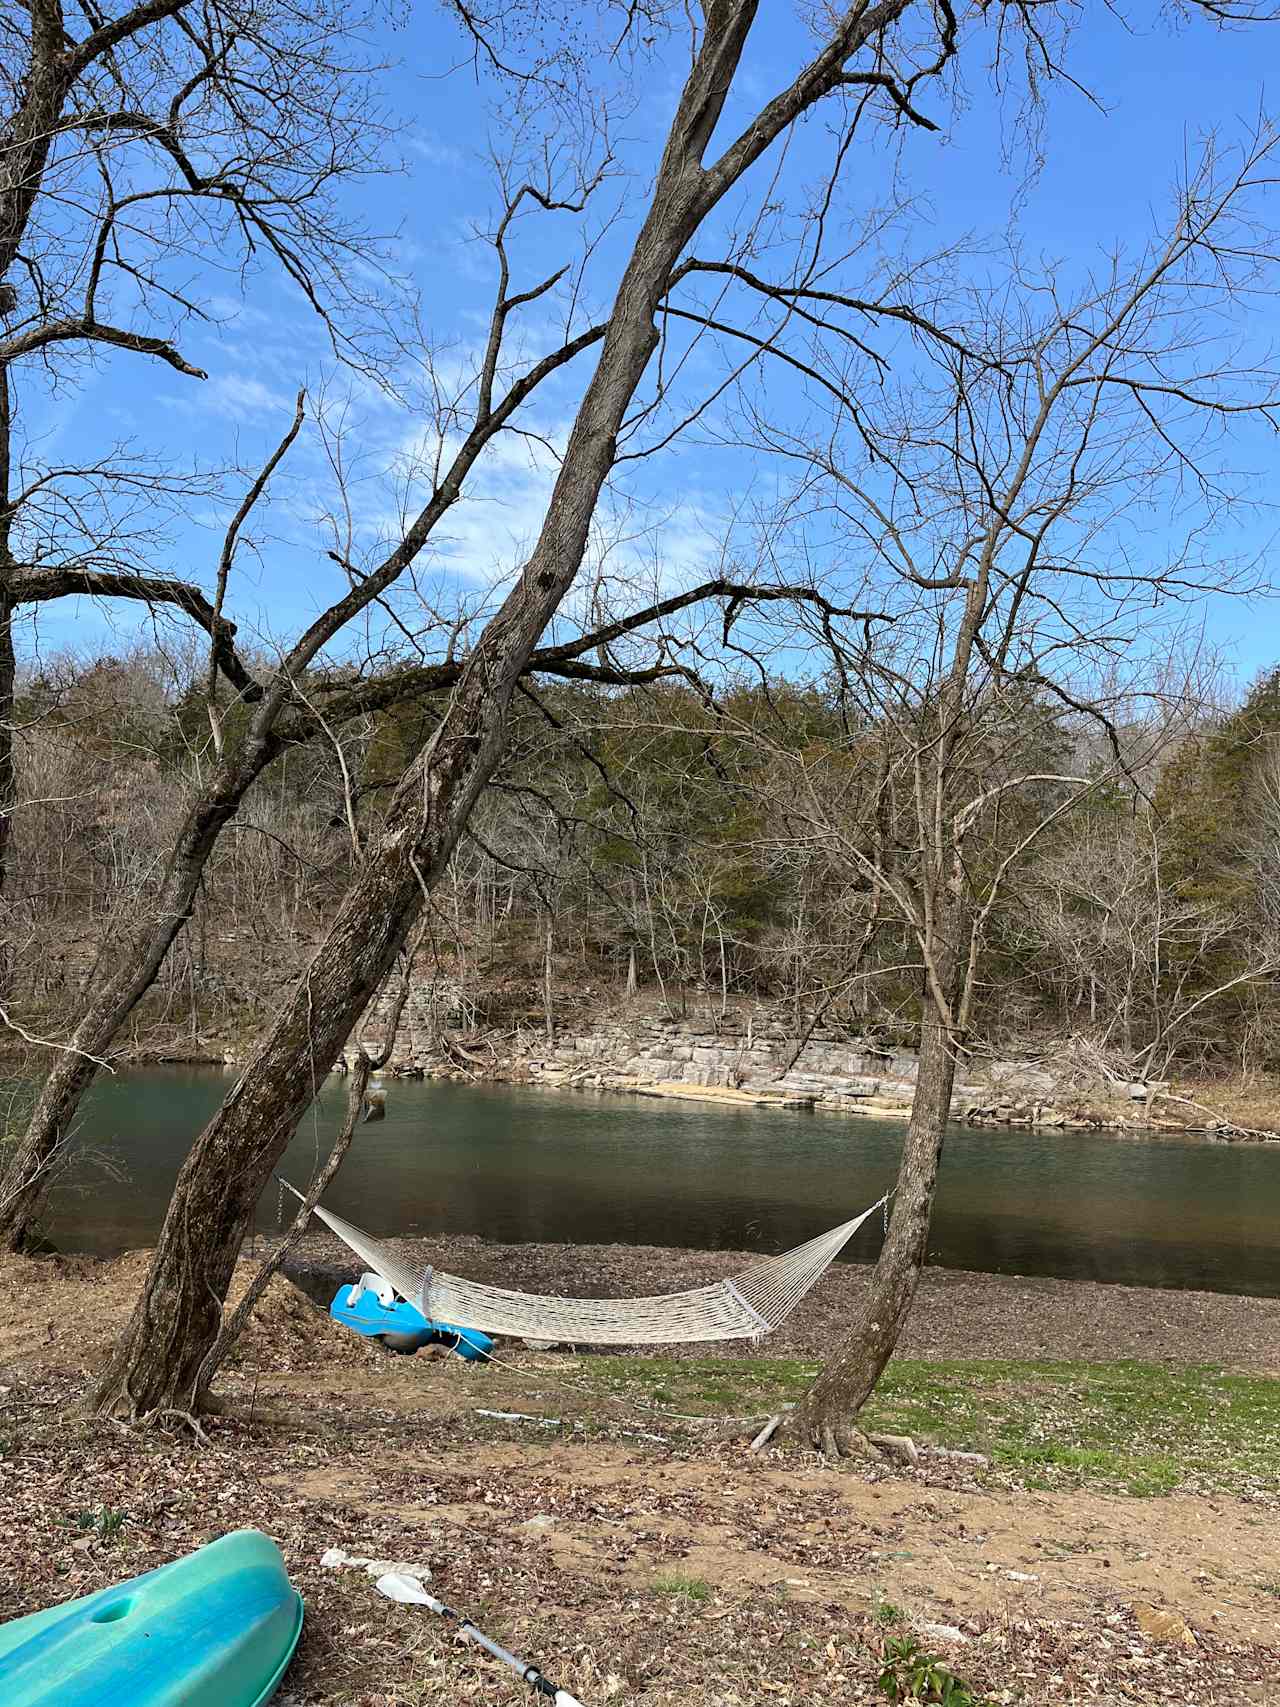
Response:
[6,645,1277,1078]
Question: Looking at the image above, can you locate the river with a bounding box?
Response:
[33,1066,1280,1295]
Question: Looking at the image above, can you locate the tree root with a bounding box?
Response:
[147,1407,213,1446]
[716,1402,923,1463]
[770,1406,923,1463]
[712,1413,775,1444]
[81,1393,215,1445]
[814,1421,883,1461]
[726,1405,881,1460]
[749,1413,785,1452]
[806,1426,921,1463]
[868,1430,920,1465]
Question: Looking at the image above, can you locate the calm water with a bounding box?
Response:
[40,1067,1280,1296]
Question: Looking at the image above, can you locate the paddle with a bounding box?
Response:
[376,1572,587,1706]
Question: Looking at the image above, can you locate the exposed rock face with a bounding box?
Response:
[355,995,1178,1128]
[539,1016,923,1107]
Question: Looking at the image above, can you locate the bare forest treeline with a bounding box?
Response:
[6,645,1278,1079]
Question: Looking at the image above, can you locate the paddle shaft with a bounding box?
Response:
[378,1576,584,1706]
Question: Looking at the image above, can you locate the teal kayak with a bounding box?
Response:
[0,1528,303,1706]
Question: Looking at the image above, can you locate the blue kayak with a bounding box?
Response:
[0,1529,302,1707]
[329,1278,493,1361]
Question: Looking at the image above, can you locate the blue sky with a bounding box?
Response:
[19,3,1280,690]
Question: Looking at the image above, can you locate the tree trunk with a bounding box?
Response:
[784,947,962,1455]
[0,14,74,283]
[191,929,420,1409]
[192,1052,369,1411]
[0,758,262,1248]
[0,364,14,1006]
[93,833,432,1413]
[91,1,796,1417]
[0,594,13,1007]
[543,911,555,1046]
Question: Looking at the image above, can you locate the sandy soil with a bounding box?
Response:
[2,1249,1279,1704]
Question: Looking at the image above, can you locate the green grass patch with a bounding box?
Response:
[651,1572,712,1601]
[65,1505,128,1545]
[874,1598,909,1626]
[578,1354,1280,1497]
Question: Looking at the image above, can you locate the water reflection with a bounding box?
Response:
[44,1066,1280,1296]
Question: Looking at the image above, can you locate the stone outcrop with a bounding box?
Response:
[522,1015,931,1117]
[355,995,1187,1129]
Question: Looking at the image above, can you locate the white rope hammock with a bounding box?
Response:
[282,1179,884,1346]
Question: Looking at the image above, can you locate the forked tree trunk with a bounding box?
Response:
[191,937,420,1409]
[191,1053,369,1411]
[92,0,874,1418]
[93,835,436,1412]
[93,530,633,1415]
[784,940,964,1455]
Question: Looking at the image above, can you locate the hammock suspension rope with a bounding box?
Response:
[280,1177,885,1347]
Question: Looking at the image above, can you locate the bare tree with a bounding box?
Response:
[89,0,973,1419]
[1,0,962,1245]
[1250,735,1280,945]
[0,114,760,1245]
[0,0,403,981]
[724,134,1280,1452]
[1010,809,1279,1073]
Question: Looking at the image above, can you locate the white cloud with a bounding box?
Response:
[170,369,300,424]
[406,134,467,169]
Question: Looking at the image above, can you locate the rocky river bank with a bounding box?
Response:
[350,996,1224,1134]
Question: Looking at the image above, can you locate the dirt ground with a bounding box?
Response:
[1,1247,1279,1705]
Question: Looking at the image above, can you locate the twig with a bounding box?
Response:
[0,1004,114,1069]
[474,1408,562,1426]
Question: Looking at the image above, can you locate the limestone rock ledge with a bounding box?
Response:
[354,999,1199,1131]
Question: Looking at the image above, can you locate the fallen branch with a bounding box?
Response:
[1163,1093,1279,1142]
[749,1413,785,1453]
[474,1409,562,1426]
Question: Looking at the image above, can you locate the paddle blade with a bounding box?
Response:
[376,1572,433,1607]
